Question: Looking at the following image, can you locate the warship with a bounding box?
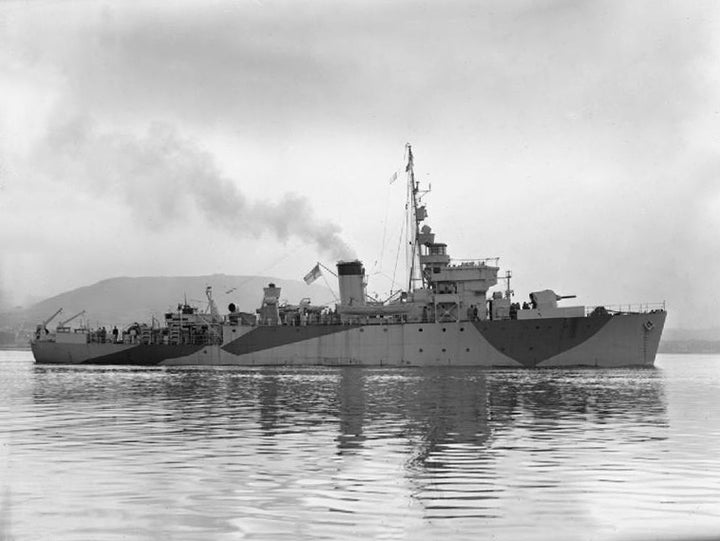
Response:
[31,145,666,367]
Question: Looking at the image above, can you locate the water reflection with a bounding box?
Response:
[1,357,688,540]
[28,364,670,474]
[329,367,670,525]
[395,368,669,526]
[336,367,366,453]
[26,366,667,460]
[30,366,668,429]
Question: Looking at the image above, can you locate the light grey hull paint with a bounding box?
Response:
[162,312,665,368]
[32,312,665,368]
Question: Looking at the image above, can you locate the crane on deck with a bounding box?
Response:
[56,310,86,333]
[34,308,63,338]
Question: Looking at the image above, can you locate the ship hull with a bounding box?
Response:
[32,311,666,368]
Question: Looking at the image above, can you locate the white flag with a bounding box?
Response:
[303,263,322,285]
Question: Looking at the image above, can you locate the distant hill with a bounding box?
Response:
[659,328,720,354]
[1,274,336,331]
[661,328,719,342]
[659,340,720,354]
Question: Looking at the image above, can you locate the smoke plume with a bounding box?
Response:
[38,115,354,261]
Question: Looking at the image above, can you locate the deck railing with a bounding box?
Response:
[449,257,500,267]
[585,302,666,316]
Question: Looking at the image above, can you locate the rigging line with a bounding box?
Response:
[223,245,304,294]
[260,244,304,275]
[317,262,338,277]
[320,272,339,304]
[391,216,406,294]
[375,177,392,275]
[371,270,404,293]
[375,149,406,275]
[379,189,408,279]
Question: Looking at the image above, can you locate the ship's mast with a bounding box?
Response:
[406,143,426,292]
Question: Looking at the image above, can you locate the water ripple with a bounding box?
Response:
[1,353,720,539]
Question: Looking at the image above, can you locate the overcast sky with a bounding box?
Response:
[1,0,719,329]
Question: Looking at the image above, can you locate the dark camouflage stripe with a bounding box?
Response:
[32,342,205,365]
[473,315,612,367]
[222,324,362,356]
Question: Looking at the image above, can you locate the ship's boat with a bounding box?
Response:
[31,145,666,367]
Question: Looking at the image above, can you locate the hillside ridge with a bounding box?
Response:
[2,274,335,332]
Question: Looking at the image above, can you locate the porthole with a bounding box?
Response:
[460,327,464,332]
[442,348,446,352]
[418,328,424,332]
[466,348,470,352]
[419,348,424,352]
[442,328,446,332]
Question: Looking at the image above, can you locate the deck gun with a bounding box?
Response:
[529,290,577,310]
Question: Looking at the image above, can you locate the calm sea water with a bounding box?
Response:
[1,352,719,541]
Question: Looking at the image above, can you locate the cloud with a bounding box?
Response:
[2,0,720,327]
[6,1,716,145]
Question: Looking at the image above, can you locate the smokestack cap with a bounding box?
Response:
[337,260,364,276]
